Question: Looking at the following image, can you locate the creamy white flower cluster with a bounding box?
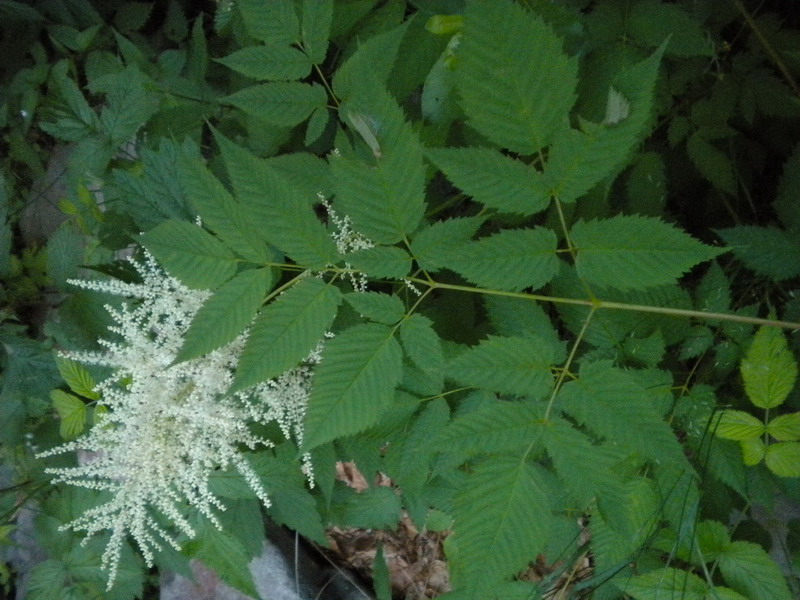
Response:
[38,252,318,588]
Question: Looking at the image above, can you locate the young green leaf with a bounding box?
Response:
[766,412,800,442]
[344,291,405,324]
[446,227,559,292]
[448,335,557,399]
[55,356,98,400]
[765,442,800,477]
[713,410,765,441]
[233,277,341,391]
[741,326,798,409]
[425,147,550,216]
[455,0,578,154]
[177,268,273,363]
[303,323,403,450]
[741,437,766,466]
[139,219,237,289]
[623,567,708,600]
[571,215,725,291]
[223,82,327,126]
[717,541,792,600]
[449,457,553,590]
[215,45,312,81]
[51,390,86,440]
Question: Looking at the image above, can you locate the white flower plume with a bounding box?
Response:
[38,252,319,588]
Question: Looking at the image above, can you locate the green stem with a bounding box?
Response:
[544,306,595,420]
[410,278,800,330]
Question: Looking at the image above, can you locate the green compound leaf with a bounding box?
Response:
[177,268,273,363]
[55,356,98,400]
[330,89,425,244]
[718,541,792,600]
[303,323,403,450]
[694,519,732,563]
[741,326,798,409]
[215,132,338,268]
[409,216,484,273]
[448,335,557,399]
[215,45,312,81]
[713,410,765,441]
[446,227,559,292]
[399,314,444,380]
[545,46,663,203]
[344,291,405,325]
[765,442,800,477]
[623,567,707,600]
[542,417,627,511]
[251,447,327,544]
[193,518,258,599]
[559,361,689,469]
[766,412,800,442]
[571,215,725,291]
[437,400,544,458]
[236,0,299,45]
[740,437,766,466]
[425,147,550,216]
[715,226,800,282]
[301,0,333,64]
[233,277,341,391]
[222,82,327,126]
[139,219,237,289]
[455,0,578,154]
[345,246,412,279]
[449,457,552,590]
[51,390,86,440]
[178,151,269,263]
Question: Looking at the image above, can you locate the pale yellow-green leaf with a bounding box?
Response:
[765,442,800,477]
[740,437,765,466]
[714,410,764,441]
[766,412,800,442]
[55,356,99,400]
[51,389,87,440]
[741,326,798,409]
